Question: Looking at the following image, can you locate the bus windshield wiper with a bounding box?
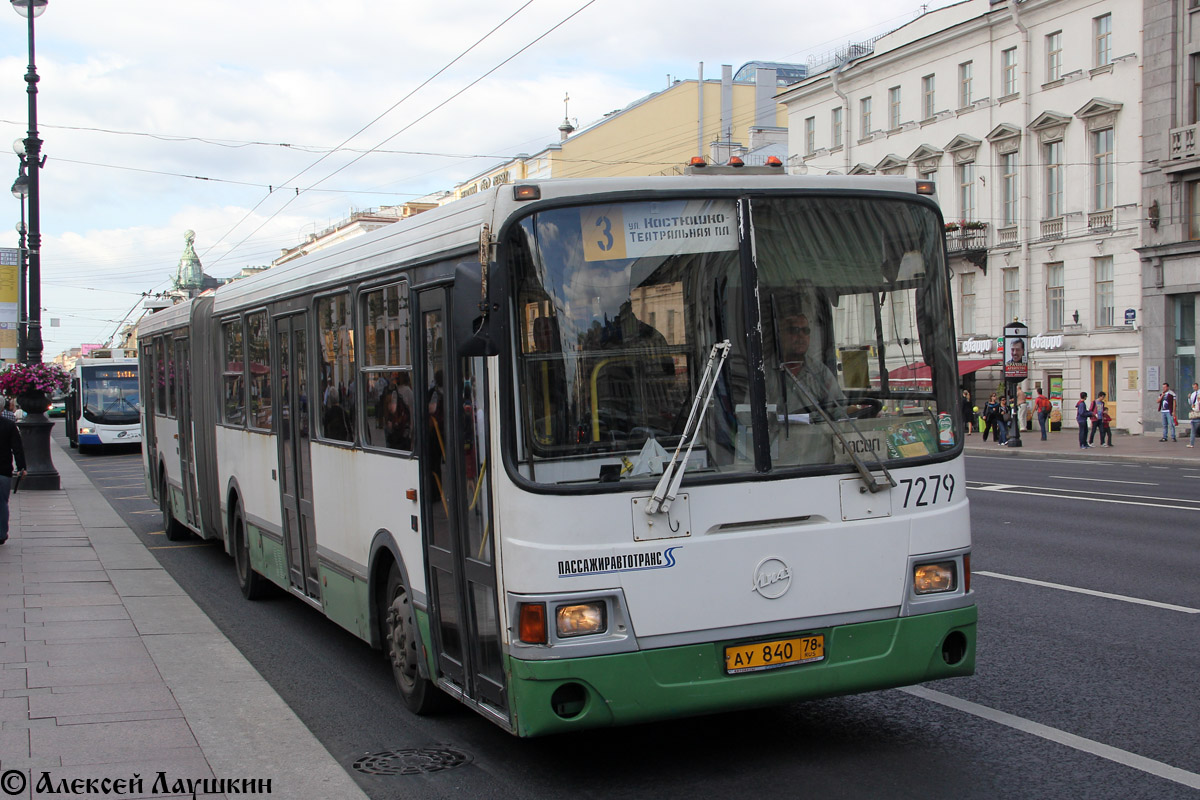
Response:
[645,340,731,515]
[779,367,896,494]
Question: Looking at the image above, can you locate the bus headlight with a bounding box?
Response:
[556,602,607,637]
[914,561,957,594]
[78,427,94,435]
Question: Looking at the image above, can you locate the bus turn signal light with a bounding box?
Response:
[916,180,936,195]
[518,602,547,644]
[513,185,541,201]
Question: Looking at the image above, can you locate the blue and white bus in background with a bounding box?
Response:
[66,349,142,452]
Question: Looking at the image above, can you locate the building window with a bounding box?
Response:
[1190,182,1200,240]
[1046,262,1064,331]
[831,107,843,148]
[804,116,815,154]
[1093,128,1114,211]
[860,96,872,135]
[922,75,936,119]
[1046,31,1062,82]
[1001,47,1018,96]
[888,86,901,129]
[1002,152,1018,226]
[959,61,973,107]
[1045,141,1063,218]
[1176,295,1196,390]
[1094,256,1114,327]
[1192,55,1200,124]
[961,272,976,334]
[1094,14,1112,67]
[958,162,976,221]
[1004,267,1020,322]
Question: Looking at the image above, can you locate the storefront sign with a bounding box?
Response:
[1030,334,1063,350]
[961,337,994,354]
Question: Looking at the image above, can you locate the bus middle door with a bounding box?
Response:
[173,337,199,528]
[274,312,320,599]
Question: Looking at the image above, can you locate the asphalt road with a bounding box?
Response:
[60,435,1200,800]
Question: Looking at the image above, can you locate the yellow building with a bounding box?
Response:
[447,64,795,201]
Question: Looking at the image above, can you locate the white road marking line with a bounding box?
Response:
[1048,475,1157,486]
[974,571,1200,614]
[967,483,1200,511]
[902,686,1200,791]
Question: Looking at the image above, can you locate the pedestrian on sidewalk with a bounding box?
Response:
[1075,391,1092,449]
[0,398,16,423]
[1158,382,1177,442]
[1034,388,1052,440]
[1188,382,1200,448]
[981,393,999,441]
[1095,391,1113,447]
[1087,394,1102,446]
[961,389,975,434]
[0,411,26,544]
[1016,385,1028,432]
[996,396,1011,445]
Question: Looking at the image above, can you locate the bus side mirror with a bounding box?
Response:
[453,261,499,358]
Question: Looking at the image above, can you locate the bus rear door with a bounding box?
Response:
[274,312,320,599]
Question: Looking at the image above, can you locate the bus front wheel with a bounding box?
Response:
[233,510,268,601]
[383,564,442,715]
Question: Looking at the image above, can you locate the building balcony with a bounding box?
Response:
[996,225,1018,247]
[1088,210,1113,232]
[944,223,988,268]
[1040,217,1064,240]
[1169,123,1200,161]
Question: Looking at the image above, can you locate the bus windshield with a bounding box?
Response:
[506,194,957,486]
[80,366,140,425]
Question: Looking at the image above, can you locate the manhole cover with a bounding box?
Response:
[353,747,472,776]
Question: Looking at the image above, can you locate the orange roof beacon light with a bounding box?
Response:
[765,156,784,168]
[689,156,707,168]
[727,156,745,168]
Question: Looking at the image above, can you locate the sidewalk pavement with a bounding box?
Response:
[964,422,1200,465]
[0,437,369,799]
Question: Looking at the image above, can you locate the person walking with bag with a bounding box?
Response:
[1075,391,1092,449]
[1158,382,1177,442]
[996,396,1011,446]
[0,411,26,545]
[1034,388,1052,440]
[1188,382,1200,448]
[981,393,999,442]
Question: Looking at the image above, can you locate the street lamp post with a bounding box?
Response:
[11,0,58,490]
[11,157,27,364]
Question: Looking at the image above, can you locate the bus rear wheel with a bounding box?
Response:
[233,509,268,601]
[160,475,188,541]
[383,564,442,715]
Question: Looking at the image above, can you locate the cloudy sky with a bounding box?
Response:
[0,0,947,357]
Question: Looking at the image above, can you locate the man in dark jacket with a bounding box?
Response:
[0,414,27,544]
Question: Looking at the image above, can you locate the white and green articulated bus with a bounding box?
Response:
[137,174,975,737]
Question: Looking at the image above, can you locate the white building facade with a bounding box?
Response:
[779,0,1145,432]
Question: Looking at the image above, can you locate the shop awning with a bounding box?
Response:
[887,358,999,382]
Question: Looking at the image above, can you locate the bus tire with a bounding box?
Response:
[68,437,77,449]
[233,508,268,601]
[160,475,189,542]
[383,564,442,715]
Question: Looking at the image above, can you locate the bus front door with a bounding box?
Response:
[173,337,199,528]
[418,288,507,717]
[275,313,320,599]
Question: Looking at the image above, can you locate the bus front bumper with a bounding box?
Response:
[507,605,976,737]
